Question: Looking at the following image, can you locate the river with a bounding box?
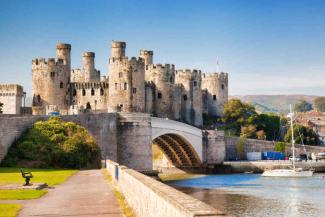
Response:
[166,173,325,217]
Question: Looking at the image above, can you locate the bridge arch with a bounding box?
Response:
[151,117,203,168]
[152,133,201,167]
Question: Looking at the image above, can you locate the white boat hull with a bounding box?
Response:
[262,169,313,177]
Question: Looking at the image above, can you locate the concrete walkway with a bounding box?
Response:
[18,170,123,217]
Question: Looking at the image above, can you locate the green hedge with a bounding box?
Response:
[1,117,101,169]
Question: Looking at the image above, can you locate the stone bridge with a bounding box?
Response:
[0,113,225,171]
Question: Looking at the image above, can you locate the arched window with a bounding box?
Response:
[124,82,128,90]
[91,88,95,96]
[60,82,63,88]
[82,89,86,96]
[86,102,91,110]
[100,88,104,96]
[37,95,41,103]
[73,89,77,96]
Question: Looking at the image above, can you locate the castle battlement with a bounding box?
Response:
[147,63,175,70]
[175,69,202,79]
[0,84,23,93]
[32,58,64,66]
[202,72,228,81]
[71,82,108,89]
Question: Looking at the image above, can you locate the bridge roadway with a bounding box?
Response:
[0,113,225,171]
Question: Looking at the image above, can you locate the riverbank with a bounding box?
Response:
[223,160,325,173]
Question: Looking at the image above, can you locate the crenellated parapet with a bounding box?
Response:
[145,63,175,83]
[71,82,109,90]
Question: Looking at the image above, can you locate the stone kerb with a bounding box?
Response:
[105,160,225,217]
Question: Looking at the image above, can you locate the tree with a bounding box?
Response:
[314,97,325,112]
[222,99,257,135]
[1,117,101,168]
[246,113,281,140]
[284,124,319,146]
[294,100,312,112]
[0,102,3,113]
[274,141,286,153]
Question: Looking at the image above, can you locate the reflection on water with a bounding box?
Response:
[167,174,325,217]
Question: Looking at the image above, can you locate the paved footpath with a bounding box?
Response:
[18,170,123,217]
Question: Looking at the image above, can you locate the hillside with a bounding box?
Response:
[230,95,319,114]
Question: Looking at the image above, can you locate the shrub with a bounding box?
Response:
[274,141,286,153]
[1,117,101,168]
[236,137,246,160]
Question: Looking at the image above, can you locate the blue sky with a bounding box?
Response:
[1,0,325,97]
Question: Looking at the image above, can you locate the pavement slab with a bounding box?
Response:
[18,170,123,217]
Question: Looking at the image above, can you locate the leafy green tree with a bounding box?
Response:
[0,102,3,113]
[2,117,101,168]
[274,141,286,153]
[294,100,312,112]
[284,124,319,146]
[222,99,257,135]
[314,97,325,112]
[246,113,281,140]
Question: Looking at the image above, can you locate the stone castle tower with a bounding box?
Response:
[202,72,228,117]
[32,43,71,115]
[108,41,145,112]
[31,41,228,128]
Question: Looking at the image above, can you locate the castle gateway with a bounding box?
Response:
[31,41,228,127]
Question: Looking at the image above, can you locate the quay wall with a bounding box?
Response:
[225,136,325,161]
[105,160,226,217]
[223,161,325,173]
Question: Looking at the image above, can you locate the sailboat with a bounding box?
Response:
[262,105,314,177]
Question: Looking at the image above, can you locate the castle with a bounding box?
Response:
[32,41,228,127]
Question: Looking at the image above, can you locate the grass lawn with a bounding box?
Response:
[0,167,77,200]
[0,204,22,217]
[0,167,77,186]
[0,189,47,200]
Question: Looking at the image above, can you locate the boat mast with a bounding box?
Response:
[290,104,295,170]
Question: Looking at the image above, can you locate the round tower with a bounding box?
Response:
[202,72,228,117]
[146,64,175,118]
[175,69,202,127]
[108,41,132,112]
[111,41,126,58]
[56,43,71,70]
[82,52,97,82]
[140,50,153,65]
[32,57,69,115]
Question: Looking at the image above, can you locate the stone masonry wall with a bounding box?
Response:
[0,84,23,114]
[116,113,152,171]
[105,160,225,217]
[0,114,118,163]
[225,136,325,160]
[203,130,225,164]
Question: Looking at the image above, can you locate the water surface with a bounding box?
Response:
[167,173,325,217]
